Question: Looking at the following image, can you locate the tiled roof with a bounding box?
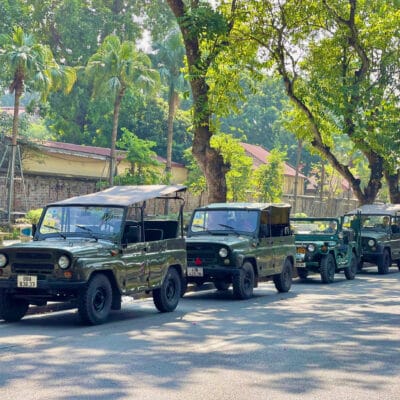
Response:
[241,142,306,178]
[38,140,184,167]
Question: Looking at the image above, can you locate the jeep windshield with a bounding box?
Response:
[358,214,392,232]
[291,219,338,235]
[189,209,258,235]
[38,205,124,241]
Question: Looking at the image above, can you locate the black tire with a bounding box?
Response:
[153,268,181,312]
[0,291,29,322]
[397,259,400,271]
[78,274,112,325]
[214,280,230,291]
[377,249,391,274]
[180,277,188,297]
[297,268,308,280]
[232,262,255,300]
[320,254,335,283]
[273,258,293,293]
[344,253,357,280]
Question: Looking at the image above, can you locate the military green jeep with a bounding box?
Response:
[0,185,187,325]
[291,217,360,283]
[185,203,296,299]
[345,204,400,274]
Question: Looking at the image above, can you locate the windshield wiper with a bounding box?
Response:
[75,225,99,241]
[191,224,213,234]
[42,225,66,239]
[218,223,241,235]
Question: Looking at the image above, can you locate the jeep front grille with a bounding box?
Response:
[9,251,56,275]
[12,263,54,274]
[187,243,219,266]
[15,252,52,260]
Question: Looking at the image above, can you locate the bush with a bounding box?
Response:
[26,208,43,224]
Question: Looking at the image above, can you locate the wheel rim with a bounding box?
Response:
[93,287,107,312]
[166,277,177,300]
[243,268,253,292]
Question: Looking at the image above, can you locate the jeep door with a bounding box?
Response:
[122,242,149,293]
[256,210,275,276]
[257,235,275,276]
[391,216,400,262]
[145,238,168,288]
[271,231,293,272]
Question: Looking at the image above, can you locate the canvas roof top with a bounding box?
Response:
[49,185,186,207]
[200,202,291,211]
[346,203,400,216]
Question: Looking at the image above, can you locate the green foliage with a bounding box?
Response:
[0,112,30,136]
[184,134,254,201]
[26,208,43,224]
[183,148,207,196]
[244,0,400,202]
[0,26,76,102]
[86,34,159,99]
[252,149,286,203]
[211,134,253,202]
[115,128,162,185]
[179,2,229,42]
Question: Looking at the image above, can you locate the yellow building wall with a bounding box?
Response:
[23,149,187,183]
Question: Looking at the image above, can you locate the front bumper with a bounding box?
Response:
[186,264,240,283]
[0,277,86,294]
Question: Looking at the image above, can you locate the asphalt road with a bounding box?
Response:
[1,265,399,400]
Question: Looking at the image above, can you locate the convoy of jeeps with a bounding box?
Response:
[0,184,399,325]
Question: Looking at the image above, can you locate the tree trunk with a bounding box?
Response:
[7,79,23,225]
[385,171,400,204]
[165,90,179,179]
[109,89,124,186]
[293,139,302,213]
[167,0,229,203]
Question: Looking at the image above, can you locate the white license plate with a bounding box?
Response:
[17,275,37,288]
[296,263,306,268]
[187,267,204,277]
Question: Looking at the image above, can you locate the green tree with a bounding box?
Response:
[86,34,159,185]
[244,0,400,204]
[184,134,254,203]
[0,26,76,223]
[167,0,254,203]
[183,148,207,203]
[211,134,253,202]
[252,149,286,203]
[115,128,161,185]
[152,27,188,181]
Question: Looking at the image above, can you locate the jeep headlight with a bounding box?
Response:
[58,255,70,269]
[307,244,316,252]
[368,239,375,247]
[0,253,7,267]
[219,247,228,258]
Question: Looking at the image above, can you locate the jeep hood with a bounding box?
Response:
[3,239,116,257]
[186,234,253,247]
[360,231,389,241]
[294,234,336,243]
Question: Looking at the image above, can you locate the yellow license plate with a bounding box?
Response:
[17,275,37,288]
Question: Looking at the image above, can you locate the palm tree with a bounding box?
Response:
[86,35,159,185]
[0,26,76,224]
[153,28,188,181]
